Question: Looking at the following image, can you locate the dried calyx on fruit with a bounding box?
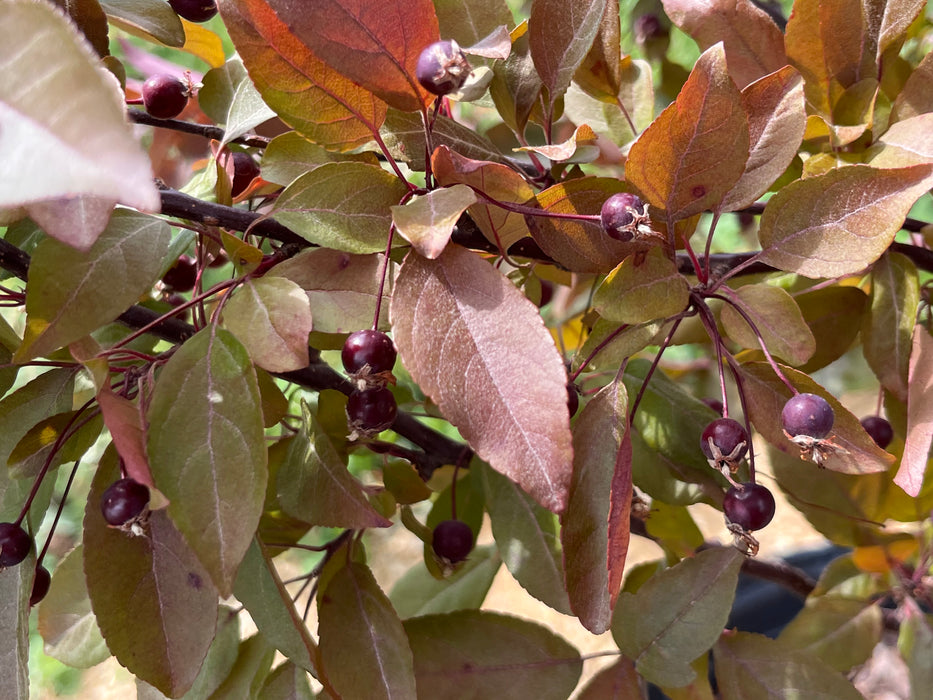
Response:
[416,39,472,96]
[599,192,657,242]
[347,386,398,439]
[781,393,845,466]
[0,522,32,568]
[432,519,474,564]
[142,74,189,120]
[723,482,775,556]
[700,417,748,481]
[101,478,151,535]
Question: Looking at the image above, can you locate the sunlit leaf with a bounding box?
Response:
[219,69,277,147]
[147,327,267,597]
[572,318,664,372]
[897,326,933,496]
[260,131,379,186]
[271,162,408,254]
[392,185,477,259]
[714,632,864,699]
[719,283,815,366]
[318,562,417,699]
[0,369,76,468]
[757,164,933,278]
[572,0,622,100]
[612,546,743,687]
[0,1,159,213]
[594,247,689,325]
[84,449,218,697]
[381,109,505,170]
[516,124,598,162]
[873,113,933,167]
[892,51,933,122]
[404,610,582,699]
[391,245,573,513]
[626,43,749,221]
[100,0,185,47]
[435,0,512,51]
[26,196,115,252]
[661,0,787,89]
[16,210,169,361]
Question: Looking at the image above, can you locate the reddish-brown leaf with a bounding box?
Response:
[390,245,573,513]
[97,388,153,489]
[892,51,933,122]
[573,0,623,100]
[626,43,749,222]
[896,326,933,496]
[259,0,439,112]
[607,427,632,609]
[661,0,787,89]
[719,66,806,212]
[220,0,387,151]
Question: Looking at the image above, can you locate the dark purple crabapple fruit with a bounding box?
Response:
[701,398,725,416]
[162,254,198,293]
[782,393,834,439]
[100,478,151,528]
[600,192,645,242]
[567,381,580,418]
[700,418,749,463]
[347,387,398,433]
[342,330,397,376]
[0,522,32,567]
[861,415,894,449]
[30,565,51,606]
[432,519,474,563]
[168,0,218,23]
[416,40,471,96]
[141,74,189,120]
[723,483,776,532]
[231,151,261,197]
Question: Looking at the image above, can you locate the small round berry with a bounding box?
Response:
[782,393,834,439]
[701,398,725,416]
[567,382,580,418]
[0,522,32,567]
[231,152,261,197]
[861,415,894,449]
[723,483,776,532]
[347,387,398,433]
[100,478,151,527]
[634,14,666,44]
[342,330,397,375]
[416,39,471,96]
[141,74,189,120]
[168,0,218,23]
[30,565,51,606]
[700,418,748,462]
[162,255,198,292]
[600,192,645,242]
[432,519,474,563]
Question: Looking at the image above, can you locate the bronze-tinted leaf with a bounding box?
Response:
[572,0,622,100]
[626,43,749,221]
[97,389,153,488]
[489,22,542,134]
[392,185,477,259]
[593,247,690,325]
[381,109,505,170]
[220,0,387,151]
[757,164,933,278]
[661,0,786,89]
[719,283,815,366]
[896,326,933,496]
[435,0,512,51]
[391,246,573,513]
[892,51,933,122]
[263,0,438,112]
[795,285,868,373]
[575,656,642,699]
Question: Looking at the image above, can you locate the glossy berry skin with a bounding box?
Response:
[600,192,645,241]
[861,415,894,449]
[416,40,471,96]
[231,151,261,197]
[168,0,218,23]
[142,74,188,120]
[162,255,198,292]
[723,483,776,532]
[0,522,32,567]
[432,519,474,563]
[700,418,748,461]
[30,565,51,606]
[567,382,580,418]
[782,393,834,439]
[100,478,150,527]
[347,387,398,432]
[342,330,397,375]
[701,398,725,416]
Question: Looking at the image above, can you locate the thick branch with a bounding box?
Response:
[129,110,271,148]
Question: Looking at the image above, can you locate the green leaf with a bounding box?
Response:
[277,401,391,529]
[219,73,277,148]
[489,22,542,134]
[318,562,417,699]
[259,662,314,700]
[259,132,379,187]
[0,1,159,213]
[862,252,919,403]
[795,285,868,373]
[563,59,654,147]
[594,248,690,324]
[147,326,268,596]
[99,0,184,47]
[271,162,408,253]
[223,276,312,373]
[0,368,75,468]
[233,538,318,673]
[562,380,627,633]
[389,545,501,618]
[720,283,815,366]
[477,461,570,614]
[392,185,478,259]
[404,610,581,699]
[36,544,109,668]
[612,546,743,687]
[758,164,933,278]
[381,109,506,171]
[776,597,881,672]
[8,410,103,479]
[391,245,573,514]
[0,547,29,700]
[207,634,276,700]
[84,448,219,697]
[898,597,933,697]
[574,656,642,699]
[626,43,749,221]
[714,631,864,699]
[16,210,170,361]
[572,318,665,372]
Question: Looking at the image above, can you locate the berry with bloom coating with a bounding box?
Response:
[416,40,471,96]
[600,192,645,242]
[782,393,834,439]
[861,415,894,449]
